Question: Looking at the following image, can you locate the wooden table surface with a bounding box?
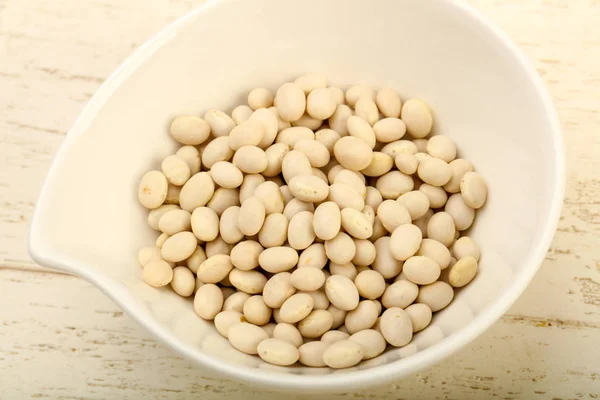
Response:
[1,0,599,398]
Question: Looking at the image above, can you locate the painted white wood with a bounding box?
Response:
[1,0,599,398]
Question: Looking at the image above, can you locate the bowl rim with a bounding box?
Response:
[28,0,565,392]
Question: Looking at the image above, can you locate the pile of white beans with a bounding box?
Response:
[137,73,488,369]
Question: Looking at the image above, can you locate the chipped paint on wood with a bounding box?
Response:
[1,0,600,398]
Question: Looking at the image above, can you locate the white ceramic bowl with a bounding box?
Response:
[29,0,565,392]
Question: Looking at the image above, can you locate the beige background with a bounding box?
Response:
[1,0,599,398]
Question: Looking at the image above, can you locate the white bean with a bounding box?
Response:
[380,307,413,347]
[283,198,315,220]
[377,200,411,233]
[205,236,233,258]
[272,323,303,348]
[400,99,432,138]
[347,115,376,147]
[354,269,385,300]
[298,341,330,367]
[352,239,376,267]
[355,98,379,126]
[207,187,239,216]
[147,204,179,230]
[275,82,306,122]
[315,128,341,154]
[405,303,432,333]
[453,236,481,261]
[262,272,296,308]
[138,171,168,209]
[291,267,325,291]
[381,280,419,309]
[328,183,365,211]
[444,159,474,193]
[403,256,441,285]
[365,186,383,210]
[390,222,423,263]
[373,236,402,279]
[142,260,173,287]
[258,213,288,248]
[373,118,406,143]
[381,140,418,158]
[427,212,456,247]
[298,243,328,269]
[395,152,418,175]
[197,254,233,284]
[138,246,162,267]
[232,105,254,125]
[170,115,211,145]
[259,246,299,273]
[312,202,341,241]
[204,110,236,137]
[239,174,266,204]
[288,175,330,203]
[294,73,327,94]
[460,171,488,209]
[229,268,267,294]
[193,283,223,320]
[333,136,373,171]
[294,139,331,168]
[243,295,272,325]
[448,256,478,287]
[324,232,356,264]
[329,262,357,281]
[277,127,314,147]
[419,183,448,209]
[279,293,314,323]
[219,206,244,244]
[228,322,269,355]
[323,340,363,369]
[322,330,350,343]
[288,211,316,250]
[397,190,430,220]
[349,329,386,360]
[361,152,393,177]
[161,155,191,186]
[263,143,290,177]
[345,85,374,107]
[248,88,274,110]
[345,300,379,334]
[297,309,333,338]
[171,266,195,297]
[445,193,475,231]
[186,245,207,273]
[232,146,268,174]
[341,208,373,240]
[417,238,452,269]
[214,311,244,338]
[376,171,414,199]
[281,150,312,183]
[417,281,454,312]
[210,161,243,189]
[202,136,233,169]
[376,88,402,118]
[238,196,266,236]
[179,172,215,212]
[306,87,337,120]
[158,209,191,235]
[161,231,197,262]
[257,338,300,366]
[427,135,456,162]
[329,104,352,135]
[325,275,359,311]
[223,291,251,313]
[191,207,219,241]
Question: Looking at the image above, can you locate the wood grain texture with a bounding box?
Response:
[1,0,599,399]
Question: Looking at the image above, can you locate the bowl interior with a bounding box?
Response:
[29,0,562,391]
